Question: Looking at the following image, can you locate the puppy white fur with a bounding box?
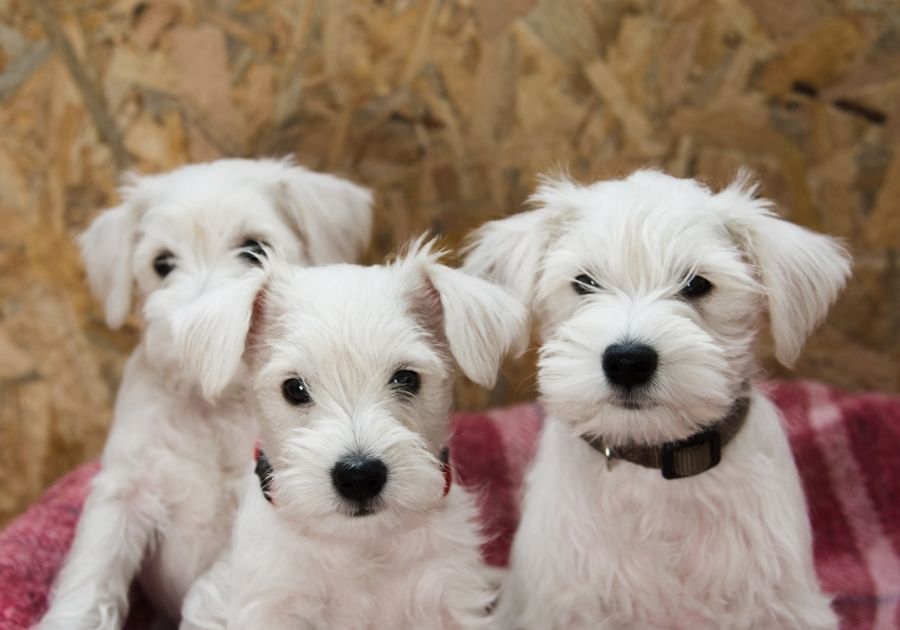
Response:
[38,158,373,630]
[464,170,850,630]
[177,241,526,630]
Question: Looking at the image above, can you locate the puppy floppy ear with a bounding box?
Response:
[404,241,528,388]
[77,192,142,329]
[462,207,551,310]
[717,175,852,367]
[170,270,268,400]
[274,163,373,264]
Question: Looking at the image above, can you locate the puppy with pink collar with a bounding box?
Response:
[177,241,526,629]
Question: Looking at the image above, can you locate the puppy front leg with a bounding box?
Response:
[179,549,233,630]
[439,610,496,630]
[37,470,160,630]
[180,555,313,630]
[232,611,316,630]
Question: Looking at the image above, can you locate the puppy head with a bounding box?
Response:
[78,158,372,382]
[465,170,850,445]
[176,240,525,539]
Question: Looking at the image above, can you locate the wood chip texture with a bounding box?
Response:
[0,0,897,523]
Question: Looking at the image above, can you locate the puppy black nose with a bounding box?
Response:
[331,456,388,502]
[602,343,658,388]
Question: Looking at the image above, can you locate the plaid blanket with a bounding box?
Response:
[2,380,898,629]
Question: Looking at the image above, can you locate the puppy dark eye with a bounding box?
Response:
[153,251,175,278]
[239,239,269,266]
[281,378,312,406]
[681,275,713,298]
[572,274,601,295]
[389,369,420,397]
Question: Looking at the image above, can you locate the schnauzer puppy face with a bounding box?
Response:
[465,171,850,446]
[174,243,526,539]
[254,265,454,538]
[78,158,372,381]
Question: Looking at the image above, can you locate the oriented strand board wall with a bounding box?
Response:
[0,0,898,523]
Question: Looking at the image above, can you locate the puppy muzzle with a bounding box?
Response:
[254,445,453,506]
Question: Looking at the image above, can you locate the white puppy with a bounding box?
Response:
[464,170,850,630]
[176,241,526,630]
[38,158,373,630]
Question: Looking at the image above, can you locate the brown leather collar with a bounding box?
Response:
[581,396,751,479]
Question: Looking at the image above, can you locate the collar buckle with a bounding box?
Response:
[660,428,721,480]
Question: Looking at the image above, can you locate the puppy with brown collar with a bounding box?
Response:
[465,170,849,630]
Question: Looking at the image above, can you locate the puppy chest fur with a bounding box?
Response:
[504,395,831,630]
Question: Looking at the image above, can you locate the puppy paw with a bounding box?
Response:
[34,604,123,630]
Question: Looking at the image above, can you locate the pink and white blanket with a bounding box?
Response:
[2,380,898,629]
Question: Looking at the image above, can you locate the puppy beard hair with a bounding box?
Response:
[272,415,444,539]
[142,314,180,379]
[140,281,197,375]
[539,298,738,445]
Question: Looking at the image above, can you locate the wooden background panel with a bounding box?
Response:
[0,0,897,523]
